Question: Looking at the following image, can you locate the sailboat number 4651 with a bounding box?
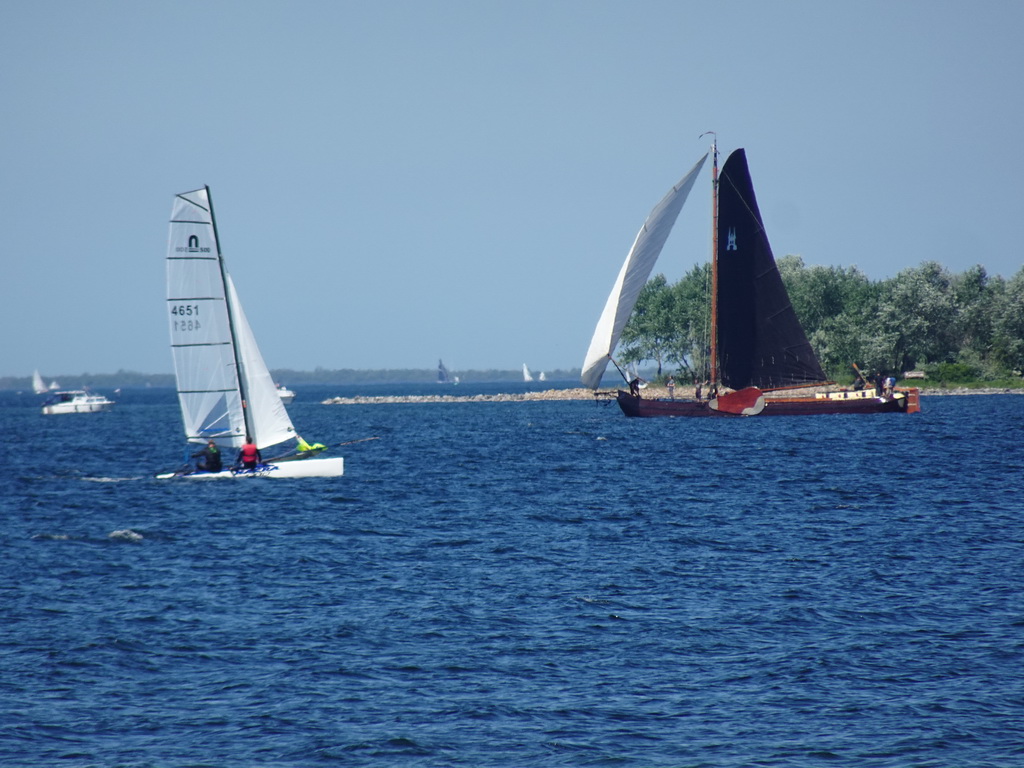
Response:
[171,304,200,332]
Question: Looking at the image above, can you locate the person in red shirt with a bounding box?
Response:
[237,437,261,470]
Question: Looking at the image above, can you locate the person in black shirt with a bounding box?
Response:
[192,440,223,473]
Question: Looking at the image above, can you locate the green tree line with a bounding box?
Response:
[619,259,1024,384]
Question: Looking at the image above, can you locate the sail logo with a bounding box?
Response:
[726,227,738,251]
[175,234,211,254]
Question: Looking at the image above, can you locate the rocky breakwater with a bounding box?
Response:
[321,388,599,405]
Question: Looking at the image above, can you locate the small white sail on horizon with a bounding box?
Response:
[32,370,47,395]
[581,154,707,389]
[523,364,534,383]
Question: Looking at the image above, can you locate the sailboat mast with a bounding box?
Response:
[207,185,255,442]
[707,135,720,387]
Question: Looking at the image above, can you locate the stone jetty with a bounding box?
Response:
[321,388,600,405]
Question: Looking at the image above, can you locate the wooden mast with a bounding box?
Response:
[705,134,720,388]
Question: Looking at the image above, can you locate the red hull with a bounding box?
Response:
[616,389,919,417]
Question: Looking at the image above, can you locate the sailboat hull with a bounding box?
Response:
[156,457,344,480]
[617,389,920,417]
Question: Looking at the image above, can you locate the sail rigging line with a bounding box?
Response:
[608,355,630,385]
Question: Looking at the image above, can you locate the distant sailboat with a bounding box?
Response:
[32,370,47,395]
[158,186,344,478]
[522,364,534,383]
[538,371,546,382]
[437,359,460,385]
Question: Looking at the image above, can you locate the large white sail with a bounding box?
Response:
[167,187,295,450]
[32,370,47,395]
[580,154,707,389]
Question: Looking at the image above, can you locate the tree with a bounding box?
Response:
[619,274,676,377]
[874,262,958,373]
[619,266,713,380]
[667,263,711,380]
[951,265,994,359]
[991,266,1024,373]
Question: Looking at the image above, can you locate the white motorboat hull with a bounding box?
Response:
[156,456,344,480]
[43,403,113,414]
[42,393,115,415]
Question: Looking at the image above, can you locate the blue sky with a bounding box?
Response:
[3,1,1022,378]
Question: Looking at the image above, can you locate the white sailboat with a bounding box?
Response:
[32,370,47,395]
[157,186,343,479]
[522,364,534,383]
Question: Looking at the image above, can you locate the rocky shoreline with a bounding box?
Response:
[321,388,597,405]
[321,385,1022,405]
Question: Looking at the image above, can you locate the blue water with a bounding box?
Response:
[3,386,1023,767]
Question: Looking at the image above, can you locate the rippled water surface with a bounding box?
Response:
[3,385,1023,766]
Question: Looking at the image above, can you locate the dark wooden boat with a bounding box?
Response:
[616,386,920,417]
[582,136,920,417]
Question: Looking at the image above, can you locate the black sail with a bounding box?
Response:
[716,149,826,389]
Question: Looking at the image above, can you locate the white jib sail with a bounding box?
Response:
[167,187,294,450]
[32,370,47,394]
[225,274,296,449]
[580,154,707,389]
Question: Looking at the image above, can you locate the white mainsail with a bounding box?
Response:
[32,370,47,395]
[523,364,534,382]
[167,187,295,450]
[580,154,707,389]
